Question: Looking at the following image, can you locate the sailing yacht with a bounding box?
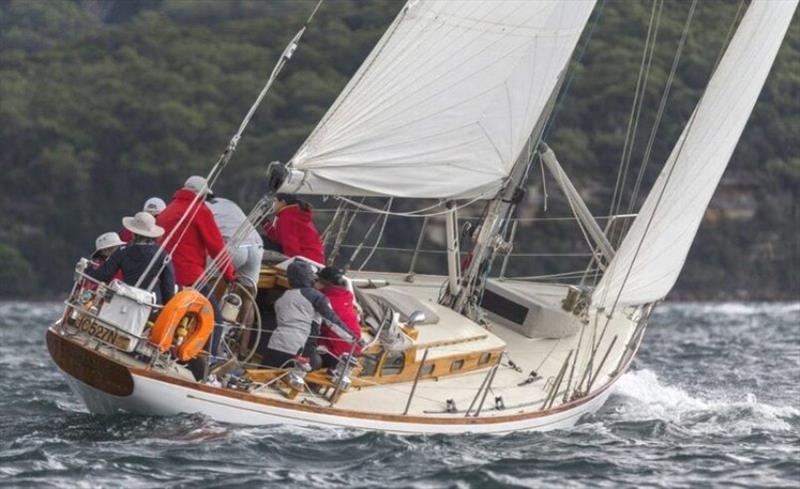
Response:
[46,0,797,434]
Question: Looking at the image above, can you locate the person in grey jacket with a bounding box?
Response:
[205,194,263,288]
[263,260,356,369]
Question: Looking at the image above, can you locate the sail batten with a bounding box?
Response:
[281,0,597,199]
[592,0,798,309]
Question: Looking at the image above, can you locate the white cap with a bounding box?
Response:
[142,197,166,216]
[183,175,208,194]
[122,212,164,239]
[94,232,124,254]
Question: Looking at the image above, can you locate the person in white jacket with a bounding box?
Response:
[205,194,264,288]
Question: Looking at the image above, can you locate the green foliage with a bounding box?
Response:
[0,243,35,296]
[0,0,99,51]
[0,0,796,299]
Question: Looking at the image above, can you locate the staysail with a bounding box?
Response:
[279,0,596,199]
[592,0,798,309]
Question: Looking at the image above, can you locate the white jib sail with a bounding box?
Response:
[280,0,596,199]
[593,0,798,309]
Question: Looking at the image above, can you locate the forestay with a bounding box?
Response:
[280,0,596,199]
[592,0,798,309]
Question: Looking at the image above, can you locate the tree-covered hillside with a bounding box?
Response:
[0,0,797,299]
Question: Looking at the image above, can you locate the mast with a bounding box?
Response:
[444,202,461,297]
[266,0,599,312]
[443,74,565,317]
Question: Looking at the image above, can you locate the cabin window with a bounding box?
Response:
[381,352,405,376]
[361,354,380,377]
[450,359,464,372]
[421,363,435,376]
[478,352,492,365]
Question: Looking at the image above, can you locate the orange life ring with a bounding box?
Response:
[149,289,214,362]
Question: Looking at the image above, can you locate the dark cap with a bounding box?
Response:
[318,266,345,286]
[275,193,299,205]
[287,260,315,288]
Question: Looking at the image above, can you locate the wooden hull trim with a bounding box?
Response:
[46,328,134,397]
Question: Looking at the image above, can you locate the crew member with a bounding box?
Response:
[316,267,362,367]
[156,176,236,287]
[121,197,167,243]
[86,212,175,304]
[81,232,125,289]
[263,193,325,264]
[206,193,263,351]
[92,232,124,264]
[264,261,355,369]
[206,193,264,289]
[157,176,235,359]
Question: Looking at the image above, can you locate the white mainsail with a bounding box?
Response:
[592,0,798,309]
[279,0,596,199]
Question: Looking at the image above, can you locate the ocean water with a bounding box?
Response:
[0,301,797,488]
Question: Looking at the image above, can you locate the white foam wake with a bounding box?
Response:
[659,301,800,316]
[609,369,799,434]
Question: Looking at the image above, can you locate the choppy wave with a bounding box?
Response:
[1,301,799,488]
[611,369,799,434]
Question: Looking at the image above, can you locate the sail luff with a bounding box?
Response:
[592,0,798,309]
[280,0,597,199]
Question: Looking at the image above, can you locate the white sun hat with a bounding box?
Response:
[93,232,125,255]
[142,197,166,216]
[122,211,165,239]
[183,175,209,194]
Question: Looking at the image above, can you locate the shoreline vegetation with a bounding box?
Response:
[0,0,797,301]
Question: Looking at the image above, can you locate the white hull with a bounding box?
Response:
[59,363,616,434]
[49,275,646,435]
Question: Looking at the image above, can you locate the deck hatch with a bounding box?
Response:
[480,289,529,325]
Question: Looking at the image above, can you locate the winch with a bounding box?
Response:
[330,353,358,392]
[220,293,243,323]
[286,356,312,391]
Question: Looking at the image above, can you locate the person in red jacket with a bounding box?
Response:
[316,267,362,368]
[156,176,236,287]
[263,193,325,264]
[158,176,236,363]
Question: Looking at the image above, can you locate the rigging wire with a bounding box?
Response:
[604,0,746,316]
[344,199,393,270]
[577,0,754,397]
[464,0,607,307]
[320,201,345,246]
[357,198,393,271]
[138,0,325,292]
[333,192,490,218]
[572,0,731,397]
[595,0,700,312]
[607,0,663,247]
[540,0,608,143]
[194,199,273,292]
[328,199,364,265]
[618,0,697,235]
